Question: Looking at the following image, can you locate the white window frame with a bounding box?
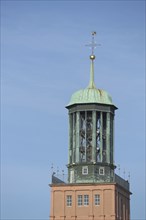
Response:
[78,195,83,206]
[66,195,72,207]
[94,194,100,206]
[99,167,105,175]
[84,195,89,206]
[82,166,88,175]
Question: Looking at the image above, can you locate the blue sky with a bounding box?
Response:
[1,1,145,219]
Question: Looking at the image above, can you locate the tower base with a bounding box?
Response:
[49,182,131,220]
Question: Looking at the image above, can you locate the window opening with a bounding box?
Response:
[96,112,101,162]
[99,167,105,175]
[86,111,92,162]
[80,111,93,162]
[84,195,89,206]
[66,195,72,207]
[95,194,100,205]
[82,166,88,175]
[78,195,83,206]
[80,112,86,162]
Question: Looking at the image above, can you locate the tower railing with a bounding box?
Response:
[51,172,129,191]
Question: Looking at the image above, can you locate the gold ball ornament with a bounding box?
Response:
[90,55,95,60]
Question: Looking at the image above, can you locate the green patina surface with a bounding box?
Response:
[66,58,117,184]
[67,88,113,107]
[67,59,114,107]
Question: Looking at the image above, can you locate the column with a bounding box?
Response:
[100,112,103,162]
[76,111,80,163]
[112,115,115,165]
[85,111,87,161]
[92,110,96,162]
[106,112,110,164]
[72,113,76,163]
[69,113,73,164]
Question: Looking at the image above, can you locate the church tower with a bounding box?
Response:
[49,32,131,220]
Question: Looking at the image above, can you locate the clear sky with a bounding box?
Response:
[1,1,145,219]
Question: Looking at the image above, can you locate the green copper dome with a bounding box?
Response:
[67,55,115,107]
[67,32,116,108]
[67,87,113,106]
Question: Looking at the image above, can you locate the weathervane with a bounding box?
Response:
[86,31,101,60]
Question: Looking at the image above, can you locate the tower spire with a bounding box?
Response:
[86,31,100,89]
[88,54,96,88]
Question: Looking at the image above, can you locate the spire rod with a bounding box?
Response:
[86,31,100,89]
[86,31,97,58]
